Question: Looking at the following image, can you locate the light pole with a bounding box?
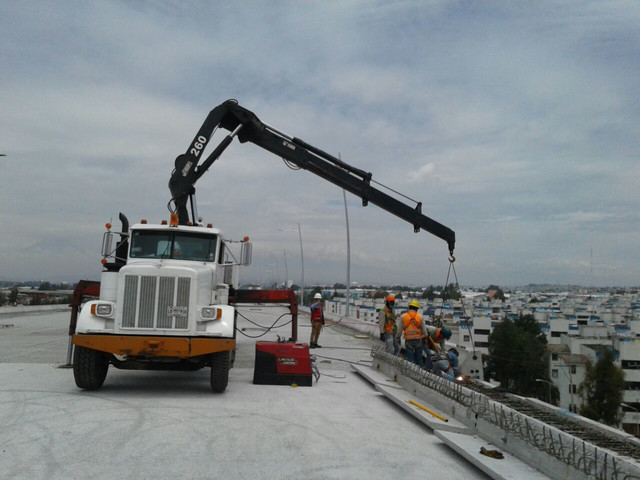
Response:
[342,188,351,317]
[298,223,304,306]
[535,378,554,405]
[555,363,575,412]
[267,263,278,289]
[283,248,288,288]
[279,225,304,306]
[621,403,639,437]
[338,152,351,317]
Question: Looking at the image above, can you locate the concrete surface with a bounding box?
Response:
[435,430,550,480]
[0,307,490,480]
[0,309,72,363]
[353,364,469,433]
[376,383,470,434]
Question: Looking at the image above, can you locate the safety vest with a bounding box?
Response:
[310,302,324,323]
[444,352,457,372]
[444,353,453,372]
[428,328,443,351]
[433,328,443,342]
[402,311,423,340]
[383,306,396,333]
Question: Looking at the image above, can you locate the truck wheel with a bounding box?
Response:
[73,346,109,390]
[210,351,230,393]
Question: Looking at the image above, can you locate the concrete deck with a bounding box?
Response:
[0,308,491,480]
[435,430,550,480]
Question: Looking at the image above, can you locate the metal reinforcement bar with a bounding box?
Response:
[371,346,640,480]
[466,385,640,462]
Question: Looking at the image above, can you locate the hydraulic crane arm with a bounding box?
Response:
[169,99,455,254]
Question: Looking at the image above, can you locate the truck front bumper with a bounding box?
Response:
[73,334,235,357]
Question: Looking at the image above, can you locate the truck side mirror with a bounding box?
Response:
[101,231,114,258]
[240,242,252,266]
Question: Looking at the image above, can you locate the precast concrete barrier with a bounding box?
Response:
[0,304,70,317]
[371,346,640,480]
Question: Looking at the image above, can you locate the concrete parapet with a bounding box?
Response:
[525,397,640,448]
[0,305,70,317]
[322,309,378,337]
[369,346,640,480]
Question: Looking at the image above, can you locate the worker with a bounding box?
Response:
[378,294,399,355]
[424,326,452,370]
[309,293,325,348]
[433,347,460,382]
[400,300,425,366]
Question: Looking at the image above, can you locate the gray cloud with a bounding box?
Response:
[1,1,639,287]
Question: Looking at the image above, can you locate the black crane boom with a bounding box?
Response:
[169,99,455,254]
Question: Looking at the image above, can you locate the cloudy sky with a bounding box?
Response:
[1,1,639,288]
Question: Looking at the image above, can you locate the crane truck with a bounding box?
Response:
[71,99,456,393]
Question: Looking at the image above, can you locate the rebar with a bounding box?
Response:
[370,346,640,480]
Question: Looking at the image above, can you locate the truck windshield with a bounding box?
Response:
[130,230,217,262]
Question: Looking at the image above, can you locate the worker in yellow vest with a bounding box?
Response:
[400,299,426,366]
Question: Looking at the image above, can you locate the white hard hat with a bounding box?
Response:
[314,293,322,299]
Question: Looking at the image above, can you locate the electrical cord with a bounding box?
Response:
[237,310,292,329]
[235,312,293,338]
[311,353,372,367]
[309,355,353,383]
[311,361,320,382]
[317,371,347,380]
[325,316,344,326]
[313,346,371,351]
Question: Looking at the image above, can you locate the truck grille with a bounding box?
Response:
[122,275,191,330]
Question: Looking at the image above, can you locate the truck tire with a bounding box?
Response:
[73,346,109,390]
[210,351,230,393]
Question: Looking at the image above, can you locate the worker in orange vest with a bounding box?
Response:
[424,325,452,370]
[400,300,426,366]
[377,294,399,355]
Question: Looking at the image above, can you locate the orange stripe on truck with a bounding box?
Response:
[73,334,235,357]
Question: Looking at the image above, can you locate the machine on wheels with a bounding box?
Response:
[70,99,455,393]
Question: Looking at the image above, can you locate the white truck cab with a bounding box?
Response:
[72,217,251,393]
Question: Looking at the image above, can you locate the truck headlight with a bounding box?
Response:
[201,307,222,320]
[91,303,113,318]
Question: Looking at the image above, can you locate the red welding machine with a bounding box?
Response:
[253,341,312,386]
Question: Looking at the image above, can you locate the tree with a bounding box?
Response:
[333,283,346,289]
[56,295,72,305]
[8,287,18,305]
[488,314,548,396]
[302,287,323,305]
[390,285,410,292]
[422,286,436,301]
[441,283,461,301]
[486,284,505,301]
[0,291,6,306]
[578,349,625,426]
[39,282,52,291]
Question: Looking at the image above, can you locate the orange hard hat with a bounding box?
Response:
[385,294,395,302]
